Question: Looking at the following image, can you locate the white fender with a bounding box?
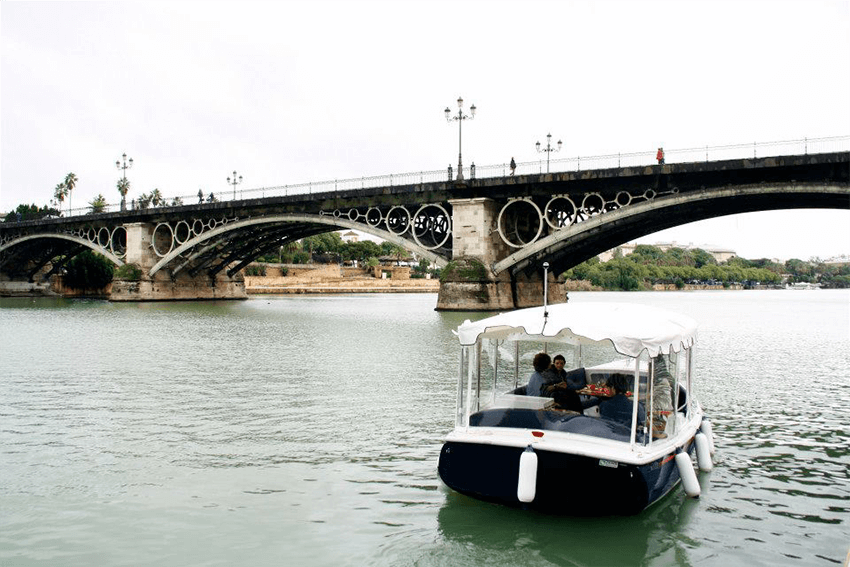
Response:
[517,446,538,503]
[695,432,713,472]
[700,420,715,455]
[675,451,701,498]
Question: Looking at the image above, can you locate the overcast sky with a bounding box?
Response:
[2,0,848,261]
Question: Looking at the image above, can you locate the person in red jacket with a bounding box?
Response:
[656,147,665,165]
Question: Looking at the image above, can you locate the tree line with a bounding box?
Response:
[562,245,850,290]
[253,232,433,275]
[2,171,187,222]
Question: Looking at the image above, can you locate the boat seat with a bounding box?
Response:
[468,408,645,443]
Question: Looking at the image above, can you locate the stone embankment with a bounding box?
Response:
[244,264,439,294]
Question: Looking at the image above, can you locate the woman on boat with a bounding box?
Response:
[526,352,552,396]
[599,373,645,428]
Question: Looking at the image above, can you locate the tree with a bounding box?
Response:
[54,182,68,213]
[149,188,164,207]
[117,178,130,210]
[302,232,344,255]
[632,245,664,263]
[380,242,407,264]
[89,194,108,214]
[690,248,716,268]
[64,172,78,213]
[4,203,60,222]
[63,251,114,289]
[137,189,165,210]
[137,193,151,209]
[343,240,381,263]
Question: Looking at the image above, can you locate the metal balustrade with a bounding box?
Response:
[7,135,849,221]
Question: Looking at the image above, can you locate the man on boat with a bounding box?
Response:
[538,355,585,412]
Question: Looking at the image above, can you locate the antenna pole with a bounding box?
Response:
[543,262,550,324]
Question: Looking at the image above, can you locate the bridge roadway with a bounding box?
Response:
[1,150,848,308]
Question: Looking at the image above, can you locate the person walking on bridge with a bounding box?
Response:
[509,157,516,176]
[656,147,665,165]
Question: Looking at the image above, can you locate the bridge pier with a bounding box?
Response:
[436,198,566,311]
[110,222,247,301]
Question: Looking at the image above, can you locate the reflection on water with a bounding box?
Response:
[1,291,848,566]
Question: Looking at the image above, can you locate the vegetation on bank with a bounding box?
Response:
[562,245,850,290]
[254,232,437,278]
[63,251,114,289]
[439,258,488,282]
[114,263,143,281]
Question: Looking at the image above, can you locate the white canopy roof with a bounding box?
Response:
[456,302,697,358]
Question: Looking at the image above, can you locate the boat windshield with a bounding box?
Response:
[455,337,693,446]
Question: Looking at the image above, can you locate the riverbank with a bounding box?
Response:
[562,279,760,292]
[245,276,439,294]
[244,264,439,294]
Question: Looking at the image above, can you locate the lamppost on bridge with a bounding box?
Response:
[536,133,562,173]
[227,171,243,200]
[444,96,476,181]
[116,152,133,211]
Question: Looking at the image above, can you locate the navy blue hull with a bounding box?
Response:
[438,439,695,515]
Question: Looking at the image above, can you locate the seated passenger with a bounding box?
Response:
[526,352,552,397]
[538,354,584,413]
[599,373,645,428]
[540,355,582,395]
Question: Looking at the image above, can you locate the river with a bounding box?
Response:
[1,290,848,566]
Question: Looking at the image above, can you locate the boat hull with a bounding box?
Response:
[438,438,695,515]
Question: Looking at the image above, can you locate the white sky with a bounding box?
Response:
[1,0,848,261]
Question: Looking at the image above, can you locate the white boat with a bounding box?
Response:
[438,301,714,515]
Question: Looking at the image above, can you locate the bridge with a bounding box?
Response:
[1,137,848,310]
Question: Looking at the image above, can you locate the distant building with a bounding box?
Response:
[824,254,850,266]
[341,230,359,243]
[598,241,737,263]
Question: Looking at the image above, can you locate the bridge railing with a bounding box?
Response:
[5,135,848,222]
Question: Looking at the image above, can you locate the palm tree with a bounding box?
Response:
[137,192,152,210]
[149,188,164,207]
[64,173,78,214]
[117,178,130,211]
[54,182,68,214]
[89,194,107,214]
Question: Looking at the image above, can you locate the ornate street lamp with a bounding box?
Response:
[535,133,562,173]
[227,171,243,200]
[444,96,476,181]
[116,152,133,211]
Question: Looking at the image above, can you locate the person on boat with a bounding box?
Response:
[599,373,645,428]
[540,354,567,392]
[536,355,585,412]
[526,352,552,397]
[651,354,674,439]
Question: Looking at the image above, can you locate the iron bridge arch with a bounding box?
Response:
[148,212,452,278]
[489,181,850,276]
[0,230,126,282]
